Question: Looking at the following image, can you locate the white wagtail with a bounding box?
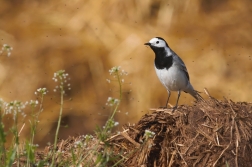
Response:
[144,37,202,111]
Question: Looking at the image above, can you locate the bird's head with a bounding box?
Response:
[144,37,169,48]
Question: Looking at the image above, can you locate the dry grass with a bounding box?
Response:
[26,94,252,166]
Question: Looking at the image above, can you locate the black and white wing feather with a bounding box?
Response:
[172,52,190,81]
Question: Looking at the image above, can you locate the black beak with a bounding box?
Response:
[144,42,151,46]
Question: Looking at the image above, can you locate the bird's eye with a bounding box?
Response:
[156,41,159,44]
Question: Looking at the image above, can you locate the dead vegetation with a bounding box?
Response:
[33,95,252,167]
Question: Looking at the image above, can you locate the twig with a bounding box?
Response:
[234,121,241,142]
[235,137,239,167]
[196,129,215,144]
[216,132,220,146]
[213,115,234,166]
[233,117,239,167]
[120,131,140,148]
[213,143,231,167]
[228,100,237,116]
[193,154,204,167]
[18,123,25,136]
[201,153,211,167]
[201,124,214,129]
[106,129,129,141]
[184,133,199,154]
[204,88,211,97]
[168,150,176,167]
[200,109,215,123]
[174,142,188,166]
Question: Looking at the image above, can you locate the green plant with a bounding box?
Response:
[25,88,47,166]
[6,101,27,167]
[50,70,71,167]
[0,100,8,166]
[94,66,128,166]
[0,96,48,167]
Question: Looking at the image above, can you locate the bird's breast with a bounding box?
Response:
[154,65,188,91]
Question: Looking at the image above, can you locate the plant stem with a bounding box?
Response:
[0,113,6,167]
[51,86,64,166]
[110,71,122,119]
[14,114,19,167]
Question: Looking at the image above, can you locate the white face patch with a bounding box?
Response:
[149,37,167,48]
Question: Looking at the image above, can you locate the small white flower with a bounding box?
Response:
[74,140,82,146]
[114,99,120,104]
[107,97,112,102]
[144,129,155,138]
[109,66,121,75]
[114,122,119,126]
[1,44,13,57]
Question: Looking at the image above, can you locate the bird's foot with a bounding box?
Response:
[158,106,177,112]
[171,106,178,112]
[158,106,168,109]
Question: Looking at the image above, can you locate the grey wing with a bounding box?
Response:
[172,54,190,81]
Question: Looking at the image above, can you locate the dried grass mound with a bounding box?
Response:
[122,98,252,167]
[34,97,252,167]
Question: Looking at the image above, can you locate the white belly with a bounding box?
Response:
[155,66,188,91]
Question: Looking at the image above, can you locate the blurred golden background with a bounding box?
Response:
[0,0,252,148]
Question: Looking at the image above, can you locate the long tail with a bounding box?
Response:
[184,84,204,101]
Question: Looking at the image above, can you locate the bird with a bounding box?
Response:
[144,37,202,111]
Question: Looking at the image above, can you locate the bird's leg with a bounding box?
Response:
[172,90,181,112]
[159,90,170,109]
[164,90,171,108]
